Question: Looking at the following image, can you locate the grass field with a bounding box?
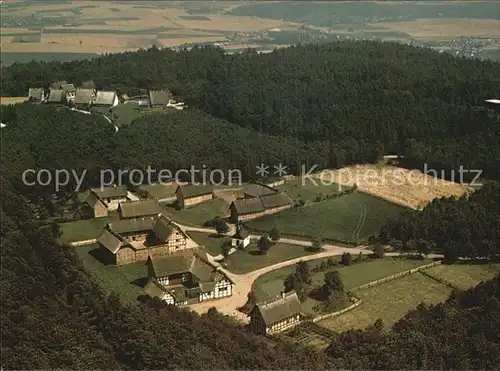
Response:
[245,191,406,244]
[253,257,433,303]
[276,178,347,202]
[161,198,229,227]
[224,242,314,274]
[317,272,452,333]
[75,243,147,303]
[186,231,230,256]
[423,262,500,290]
[58,217,110,244]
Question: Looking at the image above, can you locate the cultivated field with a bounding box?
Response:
[371,18,500,40]
[245,191,406,244]
[0,96,27,105]
[423,262,500,290]
[0,0,296,57]
[313,165,471,210]
[317,272,453,333]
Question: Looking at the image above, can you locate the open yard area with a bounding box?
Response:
[75,243,147,303]
[423,262,500,290]
[317,272,452,333]
[161,198,229,227]
[245,191,406,244]
[253,257,433,310]
[224,242,314,274]
[186,231,230,257]
[313,165,471,210]
[58,217,110,244]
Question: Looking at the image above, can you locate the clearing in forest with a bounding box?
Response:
[245,190,406,244]
[423,262,500,290]
[313,164,471,210]
[317,272,452,333]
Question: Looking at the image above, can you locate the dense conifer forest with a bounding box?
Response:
[2,42,500,180]
[1,41,500,369]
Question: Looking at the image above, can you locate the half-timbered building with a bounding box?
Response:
[249,291,301,335]
[175,184,214,208]
[97,214,190,265]
[117,199,161,219]
[85,186,129,216]
[229,192,293,223]
[144,249,234,306]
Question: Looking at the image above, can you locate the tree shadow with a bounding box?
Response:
[88,246,114,266]
[131,277,148,288]
[248,249,264,256]
[208,233,222,239]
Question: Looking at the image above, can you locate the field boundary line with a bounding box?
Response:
[68,238,98,247]
[419,267,461,290]
[311,296,363,323]
[353,260,442,290]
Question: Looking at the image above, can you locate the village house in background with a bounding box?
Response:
[97,214,190,265]
[248,291,302,335]
[46,89,64,104]
[244,183,278,199]
[85,186,130,217]
[28,88,44,103]
[175,184,214,209]
[229,192,293,223]
[144,248,234,306]
[61,83,77,103]
[149,90,173,108]
[74,88,96,109]
[93,91,119,107]
[231,223,250,249]
[118,199,162,219]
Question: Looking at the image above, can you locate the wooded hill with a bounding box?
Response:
[2,41,500,369]
[2,42,500,180]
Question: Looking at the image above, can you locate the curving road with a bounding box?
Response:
[174,220,443,323]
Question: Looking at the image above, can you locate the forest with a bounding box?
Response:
[378,182,500,261]
[2,42,500,180]
[2,40,500,369]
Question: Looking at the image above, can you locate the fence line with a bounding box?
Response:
[419,268,460,290]
[311,296,363,323]
[68,239,97,247]
[354,260,442,290]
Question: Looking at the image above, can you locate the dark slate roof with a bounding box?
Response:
[244,183,277,198]
[86,191,105,208]
[149,249,196,277]
[47,89,64,103]
[28,88,43,100]
[148,249,217,283]
[97,228,124,254]
[233,224,249,239]
[149,90,172,106]
[152,215,174,242]
[177,184,214,198]
[108,217,156,234]
[75,88,94,105]
[80,80,96,89]
[144,279,166,298]
[252,291,301,325]
[118,200,161,219]
[94,91,117,105]
[50,80,68,90]
[231,198,264,215]
[260,193,293,209]
[61,83,76,93]
[91,186,128,199]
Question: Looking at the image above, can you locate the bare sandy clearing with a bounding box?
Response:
[313,165,472,210]
[371,18,500,40]
[1,97,27,105]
